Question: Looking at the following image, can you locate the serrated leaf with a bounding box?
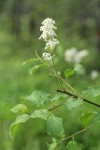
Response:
[47,114,64,137]
[83,86,100,97]
[31,109,50,120]
[74,64,85,75]
[26,90,50,107]
[64,97,84,110]
[9,114,30,139]
[64,69,74,78]
[51,93,68,102]
[47,138,57,150]
[10,104,27,114]
[29,62,48,75]
[22,58,39,65]
[66,140,82,150]
[80,112,97,125]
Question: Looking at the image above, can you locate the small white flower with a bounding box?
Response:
[45,39,59,50]
[41,18,55,25]
[64,47,77,62]
[42,53,52,61]
[90,70,99,80]
[74,49,89,63]
[39,18,57,42]
[65,48,89,63]
[39,30,56,42]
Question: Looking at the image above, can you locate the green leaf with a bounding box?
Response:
[66,140,82,150]
[83,86,100,97]
[47,138,57,150]
[10,104,27,114]
[80,112,97,126]
[35,49,42,61]
[64,69,74,78]
[93,111,100,122]
[64,97,84,110]
[51,93,68,102]
[47,114,64,137]
[74,64,85,75]
[22,58,39,65]
[9,114,30,139]
[26,90,50,107]
[29,62,48,75]
[31,109,50,120]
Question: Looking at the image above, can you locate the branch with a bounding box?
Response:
[48,103,63,111]
[48,88,100,111]
[57,122,99,145]
[57,89,100,108]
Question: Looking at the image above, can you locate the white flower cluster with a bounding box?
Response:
[90,70,99,80]
[39,18,59,51]
[42,53,52,61]
[65,47,89,63]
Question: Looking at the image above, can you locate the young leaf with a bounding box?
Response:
[83,86,100,97]
[35,49,42,61]
[31,109,50,120]
[47,114,64,137]
[29,65,40,75]
[10,104,27,114]
[64,69,74,78]
[80,112,97,126]
[29,62,48,75]
[22,58,39,65]
[74,64,85,75]
[9,114,30,139]
[26,90,50,107]
[51,93,68,102]
[66,140,82,150]
[64,97,84,110]
[47,138,57,150]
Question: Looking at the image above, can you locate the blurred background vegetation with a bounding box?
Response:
[0,0,100,150]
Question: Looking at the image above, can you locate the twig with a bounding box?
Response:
[48,88,100,112]
[57,89,100,108]
[48,103,63,111]
[57,122,99,145]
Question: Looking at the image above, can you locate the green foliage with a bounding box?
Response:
[80,112,97,126]
[47,114,64,137]
[3,11,99,150]
[10,114,30,140]
[22,58,39,65]
[66,140,82,150]
[29,62,48,75]
[26,90,50,107]
[35,49,43,61]
[31,109,50,120]
[64,97,84,110]
[64,69,74,78]
[10,104,28,114]
[51,93,68,102]
[93,111,100,122]
[74,64,85,75]
[47,138,57,150]
[83,86,100,97]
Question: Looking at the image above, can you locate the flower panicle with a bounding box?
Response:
[39,18,59,52]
